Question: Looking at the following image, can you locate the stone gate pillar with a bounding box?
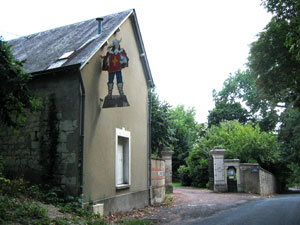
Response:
[210,147,227,192]
[161,147,174,193]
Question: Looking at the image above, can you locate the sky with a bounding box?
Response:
[0,0,272,122]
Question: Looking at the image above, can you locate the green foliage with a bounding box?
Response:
[114,218,153,225]
[169,105,200,180]
[150,90,175,156]
[150,91,203,180]
[277,107,300,187]
[178,165,192,186]
[209,70,279,131]
[0,37,41,129]
[249,18,300,108]
[172,182,182,187]
[0,177,108,224]
[164,193,173,205]
[205,121,279,169]
[179,120,280,187]
[286,163,300,186]
[0,196,50,225]
[178,145,209,188]
[249,1,300,109]
[262,0,300,59]
[0,155,10,186]
[208,101,249,127]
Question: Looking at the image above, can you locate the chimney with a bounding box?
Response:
[96,18,104,35]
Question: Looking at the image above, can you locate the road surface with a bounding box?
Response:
[192,194,300,225]
[145,187,300,225]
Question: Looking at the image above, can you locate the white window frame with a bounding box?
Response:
[115,128,131,189]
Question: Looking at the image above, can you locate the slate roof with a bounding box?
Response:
[8,9,154,87]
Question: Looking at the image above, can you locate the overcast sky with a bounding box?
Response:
[0,0,272,122]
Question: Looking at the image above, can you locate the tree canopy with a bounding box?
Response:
[150,90,175,156]
[277,107,300,187]
[150,91,201,180]
[0,37,39,129]
[178,120,279,187]
[208,70,278,131]
[169,105,200,180]
[249,0,300,108]
[262,0,300,59]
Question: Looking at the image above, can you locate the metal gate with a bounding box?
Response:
[227,167,237,192]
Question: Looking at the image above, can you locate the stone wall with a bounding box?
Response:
[161,147,174,193]
[211,148,277,195]
[0,69,81,195]
[259,168,277,196]
[151,158,165,204]
[239,163,260,194]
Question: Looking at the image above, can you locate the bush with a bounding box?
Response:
[178,146,209,188]
[178,165,191,186]
[189,158,209,188]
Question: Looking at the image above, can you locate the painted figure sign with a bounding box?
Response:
[102,39,130,108]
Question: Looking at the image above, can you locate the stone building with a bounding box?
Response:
[0,9,154,215]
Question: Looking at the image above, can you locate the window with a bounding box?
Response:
[115,128,131,189]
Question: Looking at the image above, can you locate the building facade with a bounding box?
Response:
[0,9,154,215]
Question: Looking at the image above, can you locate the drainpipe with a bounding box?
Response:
[148,86,153,205]
[79,69,86,204]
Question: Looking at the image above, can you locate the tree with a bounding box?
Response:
[150,90,175,156]
[178,120,280,187]
[0,37,39,129]
[249,1,300,108]
[277,107,300,187]
[205,121,279,170]
[178,143,209,188]
[209,70,278,131]
[208,101,249,127]
[169,105,200,180]
[262,0,300,59]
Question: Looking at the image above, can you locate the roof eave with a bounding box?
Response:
[79,9,155,89]
[31,63,82,77]
[130,9,155,88]
[79,9,134,71]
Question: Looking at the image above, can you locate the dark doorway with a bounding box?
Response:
[227,167,237,192]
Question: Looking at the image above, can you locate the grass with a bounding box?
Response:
[172,182,182,187]
[0,178,153,225]
[114,218,154,225]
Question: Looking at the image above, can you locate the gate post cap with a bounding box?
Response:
[161,147,174,156]
[210,146,226,155]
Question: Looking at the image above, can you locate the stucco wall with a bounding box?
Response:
[0,69,81,195]
[259,168,276,196]
[81,16,150,213]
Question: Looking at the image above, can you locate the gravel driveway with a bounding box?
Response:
[145,187,265,224]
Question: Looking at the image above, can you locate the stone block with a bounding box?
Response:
[58,132,67,142]
[56,112,62,120]
[57,143,68,153]
[31,141,40,149]
[61,176,76,186]
[59,120,78,132]
[92,204,104,216]
[61,153,76,164]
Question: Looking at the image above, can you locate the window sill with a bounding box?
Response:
[116,184,130,190]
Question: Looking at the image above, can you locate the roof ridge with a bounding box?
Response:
[8,9,133,42]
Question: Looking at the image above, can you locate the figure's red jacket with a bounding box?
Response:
[102,49,129,72]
